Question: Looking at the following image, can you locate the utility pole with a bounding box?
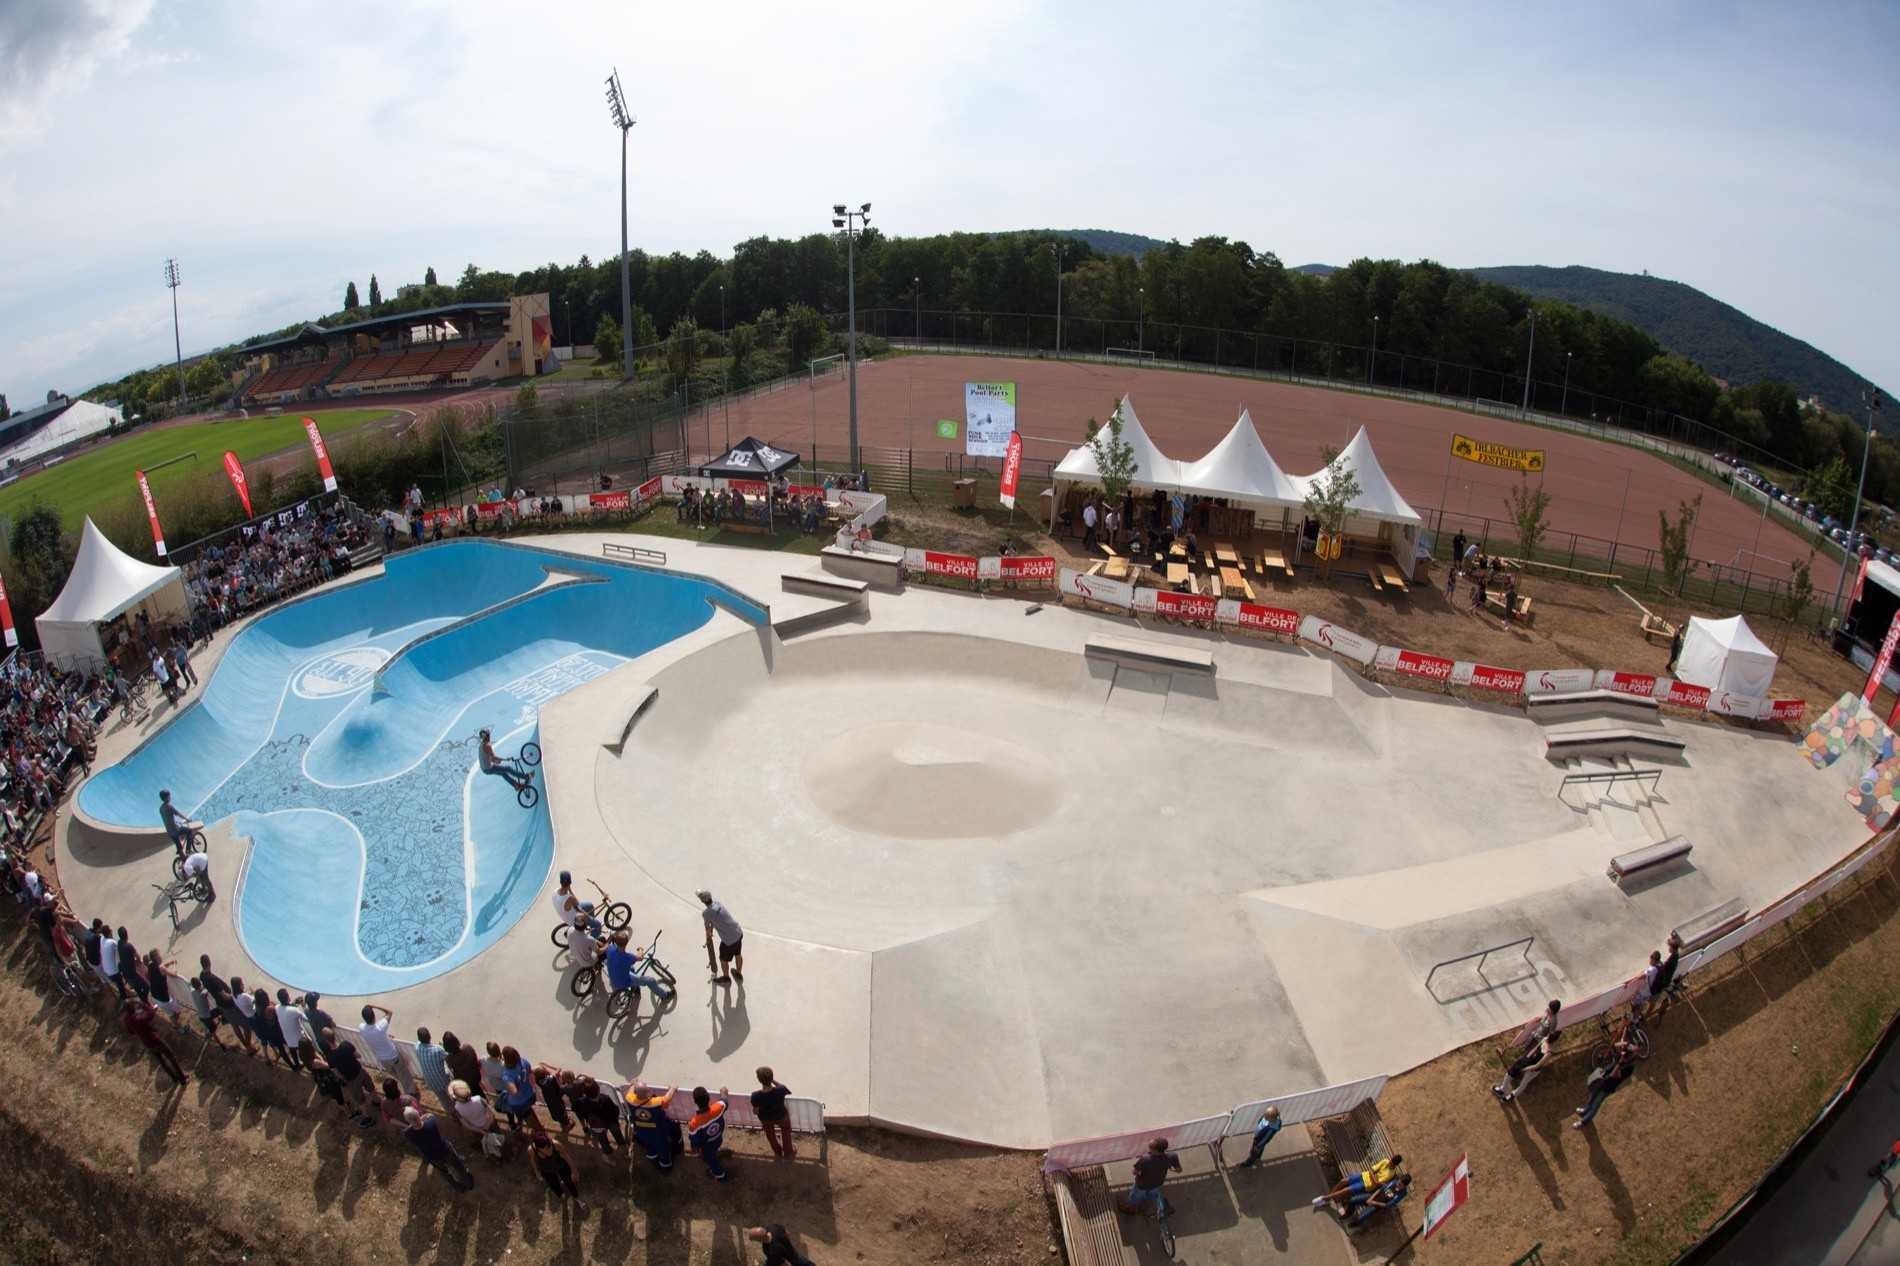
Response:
[1052,243,1066,356]
[832,203,871,473]
[1832,387,1884,616]
[1519,306,1537,416]
[605,70,636,381]
[163,259,186,408]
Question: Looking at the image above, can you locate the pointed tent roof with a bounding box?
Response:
[1053,395,1183,490]
[1291,426,1422,525]
[38,518,183,624]
[1178,409,1305,507]
[697,436,800,480]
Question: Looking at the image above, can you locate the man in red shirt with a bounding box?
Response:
[121,998,188,1087]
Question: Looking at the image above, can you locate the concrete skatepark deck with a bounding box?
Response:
[59,532,1872,1149]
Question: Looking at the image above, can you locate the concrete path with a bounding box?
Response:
[55,532,1874,1149]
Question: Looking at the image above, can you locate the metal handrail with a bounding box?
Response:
[1558,766,1662,803]
[1425,935,1537,1005]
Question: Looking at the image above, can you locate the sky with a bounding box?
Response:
[1,0,1895,409]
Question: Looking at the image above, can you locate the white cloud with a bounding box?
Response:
[0,0,154,148]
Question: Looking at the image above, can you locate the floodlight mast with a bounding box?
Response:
[605,71,636,381]
[833,202,871,473]
[164,259,186,408]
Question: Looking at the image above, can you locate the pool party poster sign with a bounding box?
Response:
[966,382,1016,457]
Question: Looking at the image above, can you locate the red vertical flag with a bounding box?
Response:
[1869,616,1900,702]
[135,470,167,556]
[999,431,1022,509]
[0,571,17,648]
[222,450,253,518]
[303,416,338,492]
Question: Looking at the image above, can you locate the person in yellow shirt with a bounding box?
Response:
[1312,1154,1402,1209]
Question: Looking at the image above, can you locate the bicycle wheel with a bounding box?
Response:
[1157,1213,1176,1259]
[645,957,677,990]
[1590,1041,1615,1072]
[517,783,539,808]
[1629,1027,1652,1061]
[54,963,82,998]
[569,966,598,999]
[172,853,187,881]
[519,742,541,767]
[187,829,207,855]
[188,876,213,903]
[602,902,632,933]
[605,987,634,1019]
[550,922,572,949]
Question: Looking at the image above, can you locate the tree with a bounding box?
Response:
[368,275,382,308]
[1503,474,1553,562]
[593,314,621,364]
[513,380,538,415]
[725,323,758,388]
[1780,553,1816,627]
[1806,455,1855,522]
[344,281,360,312]
[1084,409,1138,502]
[424,266,437,286]
[1301,445,1361,582]
[1657,492,1702,593]
[185,357,226,399]
[665,316,700,382]
[784,303,827,370]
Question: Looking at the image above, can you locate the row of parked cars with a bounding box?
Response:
[1712,452,1895,563]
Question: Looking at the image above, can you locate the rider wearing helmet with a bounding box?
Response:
[477,728,532,792]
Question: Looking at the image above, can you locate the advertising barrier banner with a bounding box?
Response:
[1450,661,1526,693]
[1216,599,1300,636]
[1221,1075,1390,1139]
[0,572,15,648]
[1758,697,1807,722]
[588,490,632,512]
[1133,588,1219,622]
[1058,567,1134,609]
[1523,668,1594,695]
[1709,690,1765,718]
[1868,615,1900,701]
[1657,678,1711,709]
[1374,646,1456,682]
[1594,669,1659,698]
[1297,616,1379,665]
[1044,1113,1232,1173]
[904,549,979,580]
[976,555,1057,583]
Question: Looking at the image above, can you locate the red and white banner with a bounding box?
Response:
[588,491,632,512]
[1594,669,1659,699]
[976,555,1056,583]
[904,549,979,580]
[1758,698,1806,723]
[1058,567,1134,609]
[1422,1154,1471,1241]
[222,451,253,518]
[0,571,16,648]
[472,498,518,519]
[999,431,1022,509]
[1297,615,1378,666]
[1451,661,1526,693]
[1867,617,1900,701]
[635,476,663,506]
[1523,667,1594,695]
[1656,678,1711,709]
[1374,646,1455,682]
[303,417,338,492]
[1709,690,1764,718]
[1133,588,1219,622]
[1216,600,1300,636]
[135,469,166,556]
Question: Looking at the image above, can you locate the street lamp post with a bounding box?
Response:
[832,202,871,473]
[913,277,921,347]
[1138,286,1144,354]
[719,284,725,335]
[1051,244,1066,356]
[604,70,636,381]
[1561,351,1572,417]
[1367,314,1378,386]
[1831,388,1885,616]
[1519,306,1538,416]
[564,299,572,352]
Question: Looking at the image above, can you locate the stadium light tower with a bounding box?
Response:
[163,258,186,408]
[1520,306,1538,417]
[1052,243,1066,356]
[833,202,870,473]
[604,70,636,381]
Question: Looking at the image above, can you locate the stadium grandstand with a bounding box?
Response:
[0,393,124,471]
[236,293,553,406]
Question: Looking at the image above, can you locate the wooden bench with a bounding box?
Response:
[1674,897,1749,951]
[1260,548,1295,580]
[1377,563,1410,595]
[1367,568,1385,593]
[718,518,773,535]
[1221,566,1254,602]
[1641,613,1679,644]
[1608,835,1692,883]
[1084,560,1107,577]
[1313,1099,1395,1192]
[1048,1166,1124,1266]
[1485,590,1535,624]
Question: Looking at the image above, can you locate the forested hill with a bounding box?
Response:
[1468,265,1880,412]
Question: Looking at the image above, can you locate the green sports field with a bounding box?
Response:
[0,407,400,531]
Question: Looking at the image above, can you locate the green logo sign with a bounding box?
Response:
[936,419,959,440]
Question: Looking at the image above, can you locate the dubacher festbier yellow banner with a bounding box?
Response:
[1451,433,1545,473]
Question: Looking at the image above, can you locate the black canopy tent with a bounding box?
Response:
[696,437,800,531]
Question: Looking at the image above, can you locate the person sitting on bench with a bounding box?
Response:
[1336,1172,1410,1230]
[1312,1154,1402,1210]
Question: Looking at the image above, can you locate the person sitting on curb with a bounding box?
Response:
[1335,1172,1411,1232]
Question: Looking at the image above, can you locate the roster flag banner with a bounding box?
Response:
[222,451,253,518]
[1866,616,1900,701]
[0,572,16,647]
[999,431,1023,508]
[303,416,338,492]
[135,470,166,556]
[1451,433,1545,473]
[965,382,1017,457]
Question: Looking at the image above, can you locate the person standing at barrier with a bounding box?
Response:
[1575,1040,1640,1129]
[746,1223,816,1266]
[699,889,744,985]
[1492,1028,1560,1103]
[1120,1137,1181,1216]
[688,1086,732,1181]
[403,1105,476,1191]
[413,1027,453,1108]
[1634,933,1684,1018]
[1236,1105,1282,1168]
[121,997,188,1087]
[276,989,309,1069]
[359,1003,419,1095]
[628,1081,679,1170]
[751,1066,796,1159]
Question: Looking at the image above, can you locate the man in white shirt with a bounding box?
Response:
[275,989,308,1071]
[1082,501,1100,549]
[182,850,213,902]
[97,923,124,997]
[359,1002,419,1095]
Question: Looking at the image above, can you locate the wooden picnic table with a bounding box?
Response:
[1166,562,1189,586]
[1104,556,1131,581]
[1376,562,1410,594]
[1220,565,1254,602]
[1261,547,1294,579]
[1215,544,1240,566]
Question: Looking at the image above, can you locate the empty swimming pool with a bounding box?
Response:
[78,540,763,994]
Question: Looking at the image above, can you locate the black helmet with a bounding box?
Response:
[478,727,491,740]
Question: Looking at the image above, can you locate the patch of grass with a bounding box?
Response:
[0,407,397,530]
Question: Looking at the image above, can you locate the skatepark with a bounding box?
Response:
[57,531,1873,1150]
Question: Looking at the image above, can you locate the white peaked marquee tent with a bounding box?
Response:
[1050,395,1184,503]
[1291,426,1426,579]
[1673,615,1778,701]
[35,518,192,671]
[1177,410,1306,519]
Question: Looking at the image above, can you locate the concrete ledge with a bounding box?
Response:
[1084,634,1216,676]
[1675,896,1749,950]
[64,805,172,867]
[1609,835,1692,882]
[821,545,905,592]
[1544,727,1686,761]
[1527,689,1662,719]
[777,574,871,638]
[603,686,660,754]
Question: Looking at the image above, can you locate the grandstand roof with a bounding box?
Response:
[243,302,512,353]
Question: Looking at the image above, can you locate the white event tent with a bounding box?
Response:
[35,518,191,672]
[1673,615,1778,702]
[1177,408,1307,529]
[1049,396,1185,529]
[1290,426,1426,578]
